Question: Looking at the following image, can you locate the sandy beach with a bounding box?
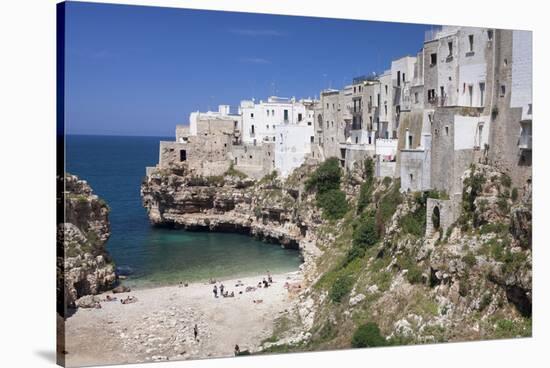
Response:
[64,271,302,367]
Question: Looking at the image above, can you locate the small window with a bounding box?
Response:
[266,124,269,130]
[430,53,437,65]
[267,110,269,116]
[307,121,312,126]
[468,35,474,52]
[298,113,303,122]
[179,150,187,162]
[353,87,356,93]
[488,30,493,40]
[402,73,406,82]
[385,85,388,95]
[414,92,419,104]
[250,113,254,118]
[310,136,314,143]
[326,103,329,109]
[500,85,506,97]
[445,126,449,136]
[409,173,413,182]
[448,41,453,56]
[355,137,359,144]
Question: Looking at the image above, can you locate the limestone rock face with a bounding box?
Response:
[58,174,116,312]
[141,167,319,251]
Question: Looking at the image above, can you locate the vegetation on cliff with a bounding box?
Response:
[259,160,531,353]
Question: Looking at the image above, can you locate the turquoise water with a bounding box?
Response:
[65,135,301,287]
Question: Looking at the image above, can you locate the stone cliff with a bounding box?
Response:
[141,163,325,279]
[58,174,117,312]
[140,159,532,351]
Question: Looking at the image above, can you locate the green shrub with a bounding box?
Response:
[329,275,354,303]
[479,222,509,235]
[462,252,477,267]
[511,187,519,202]
[406,265,423,284]
[364,157,375,180]
[351,322,386,348]
[346,213,378,264]
[225,162,248,179]
[306,157,342,193]
[501,173,512,188]
[375,181,402,236]
[317,189,349,220]
[357,181,373,214]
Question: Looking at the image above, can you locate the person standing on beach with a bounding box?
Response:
[213,285,218,298]
[220,283,225,296]
[194,324,198,341]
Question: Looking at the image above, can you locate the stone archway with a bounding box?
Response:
[432,206,440,231]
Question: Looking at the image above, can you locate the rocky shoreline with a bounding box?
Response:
[58,174,117,312]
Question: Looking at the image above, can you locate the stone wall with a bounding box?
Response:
[230,143,274,179]
[425,198,459,237]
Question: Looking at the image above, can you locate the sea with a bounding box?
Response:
[65,135,301,288]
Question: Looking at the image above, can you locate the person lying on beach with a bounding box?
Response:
[105,295,117,302]
[262,278,269,288]
[229,291,235,297]
[253,299,263,304]
[257,282,262,288]
[245,286,256,292]
[223,290,229,298]
[120,296,137,304]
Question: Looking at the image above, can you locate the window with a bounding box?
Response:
[397,71,401,86]
[384,104,387,115]
[267,110,269,116]
[298,113,303,122]
[355,137,359,144]
[266,124,269,130]
[468,35,474,52]
[307,121,312,126]
[234,121,238,128]
[331,121,334,128]
[448,41,453,57]
[403,73,406,82]
[179,150,187,161]
[479,82,485,106]
[414,92,419,104]
[272,109,275,115]
[488,30,493,40]
[468,85,473,106]
[250,113,254,118]
[310,136,314,143]
[272,137,275,142]
[251,124,255,134]
[500,85,506,97]
[408,135,413,148]
[385,85,388,95]
[430,53,437,65]
[445,126,449,136]
[326,121,329,129]
[284,109,289,122]
[326,103,329,109]
[428,89,436,101]
[368,136,372,144]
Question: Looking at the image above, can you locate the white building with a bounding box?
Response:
[240,96,313,145]
[275,124,314,177]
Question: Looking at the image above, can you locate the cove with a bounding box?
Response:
[66,134,302,288]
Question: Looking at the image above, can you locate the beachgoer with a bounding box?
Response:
[257,282,262,288]
[234,344,240,356]
[220,283,225,295]
[213,285,218,298]
[230,291,235,297]
[194,324,198,341]
[263,278,269,288]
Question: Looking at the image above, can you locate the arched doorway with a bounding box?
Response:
[432,206,440,231]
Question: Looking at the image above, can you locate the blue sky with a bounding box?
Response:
[64,2,437,136]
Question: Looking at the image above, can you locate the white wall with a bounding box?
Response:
[274,124,313,177]
[454,115,491,150]
[511,30,533,121]
[457,63,487,107]
[241,97,310,145]
[375,138,398,157]
[189,106,241,136]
